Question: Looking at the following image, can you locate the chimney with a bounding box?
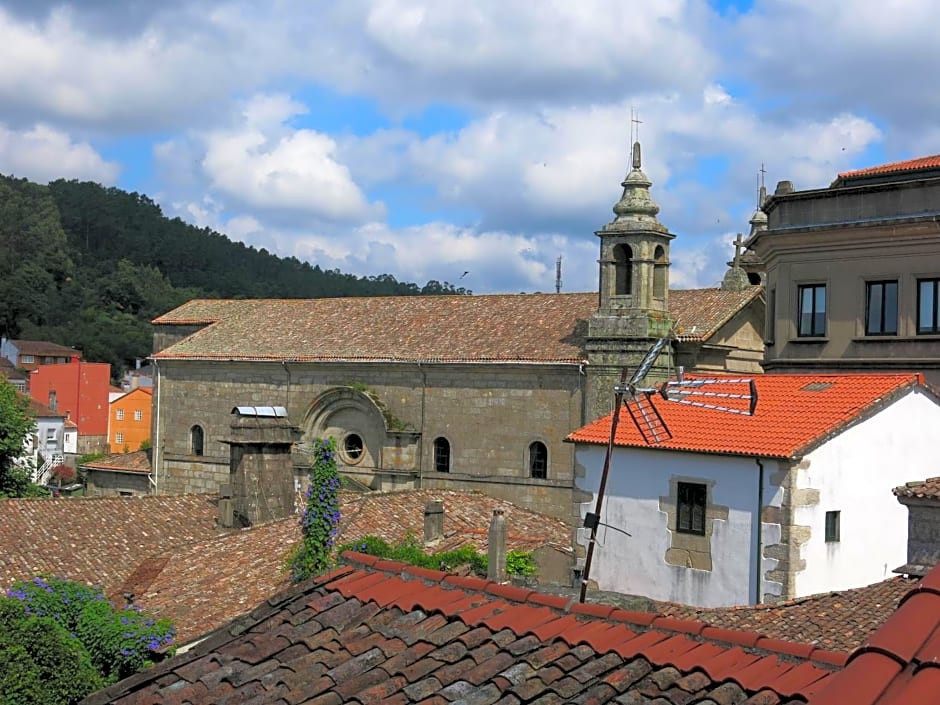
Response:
[424,500,444,543]
[487,508,507,582]
[131,372,139,391]
[774,180,795,196]
[894,479,940,577]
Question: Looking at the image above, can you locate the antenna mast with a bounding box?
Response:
[555,256,563,294]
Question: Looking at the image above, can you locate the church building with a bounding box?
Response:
[149,142,764,521]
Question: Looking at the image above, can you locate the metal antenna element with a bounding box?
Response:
[578,338,759,603]
[555,256,563,294]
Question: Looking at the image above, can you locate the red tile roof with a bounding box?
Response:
[81,450,152,474]
[838,154,940,180]
[10,339,80,357]
[84,552,845,705]
[894,476,940,501]
[567,373,926,459]
[0,495,221,592]
[658,576,914,653]
[26,396,63,418]
[152,288,760,362]
[810,566,940,704]
[126,489,573,643]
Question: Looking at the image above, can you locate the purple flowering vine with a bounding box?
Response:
[290,437,342,582]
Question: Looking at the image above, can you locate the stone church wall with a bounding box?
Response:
[153,360,584,522]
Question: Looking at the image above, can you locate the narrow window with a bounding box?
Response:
[613,244,633,296]
[918,278,940,334]
[116,408,124,420]
[798,284,826,337]
[116,432,124,445]
[529,441,548,479]
[48,390,57,412]
[433,437,450,473]
[653,246,667,299]
[134,409,143,421]
[677,482,707,535]
[865,281,898,335]
[190,425,204,456]
[825,510,841,542]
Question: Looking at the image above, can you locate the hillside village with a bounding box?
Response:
[5,148,940,704]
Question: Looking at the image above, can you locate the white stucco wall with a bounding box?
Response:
[794,388,940,596]
[574,444,780,607]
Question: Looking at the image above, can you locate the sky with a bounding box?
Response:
[0,0,936,294]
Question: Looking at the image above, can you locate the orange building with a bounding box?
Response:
[108,387,153,453]
[29,357,111,454]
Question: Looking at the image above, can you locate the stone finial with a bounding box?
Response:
[487,508,507,582]
[632,141,641,170]
[721,233,752,291]
[600,140,668,235]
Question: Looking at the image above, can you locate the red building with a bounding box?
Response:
[29,356,111,454]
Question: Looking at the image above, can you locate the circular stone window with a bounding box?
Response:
[341,433,365,464]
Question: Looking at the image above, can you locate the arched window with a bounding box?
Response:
[433,437,450,473]
[613,244,633,296]
[653,246,667,299]
[190,425,204,456]
[529,441,548,479]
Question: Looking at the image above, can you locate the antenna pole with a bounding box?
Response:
[579,366,629,603]
[555,256,563,294]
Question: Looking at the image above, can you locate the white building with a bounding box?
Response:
[568,372,940,607]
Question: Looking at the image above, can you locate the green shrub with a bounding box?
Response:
[5,576,175,684]
[506,550,537,576]
[337,534,489,576]
[0,597,103,705]
[289,438,341,582]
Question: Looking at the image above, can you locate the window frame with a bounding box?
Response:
[20,354,34,364]
[917,278,940,334]
[116,408,125,421]
[115,432,124,446]
[676,481,707,536]
[134,409,143,421]
[432,437,451,473]
[864,280,898,336]
[528,441,548,479]
[825,510,841,543]
[797,283,827,337]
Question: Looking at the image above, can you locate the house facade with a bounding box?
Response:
[108,387,152,453]
[149,142,764,521]
[568,373,940,607]
[750,155,940,385]
[0,337,80,373]
[28,357,111,455]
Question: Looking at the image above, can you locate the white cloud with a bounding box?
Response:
[0,123,119,183]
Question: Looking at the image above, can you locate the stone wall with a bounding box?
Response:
[154,360,584,521]
[86,470,151,496]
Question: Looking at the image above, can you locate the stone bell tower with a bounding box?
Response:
[585,140,676,420]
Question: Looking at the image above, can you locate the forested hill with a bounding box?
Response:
[0,175,469,376]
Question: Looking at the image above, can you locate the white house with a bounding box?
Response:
[567,372,940,607]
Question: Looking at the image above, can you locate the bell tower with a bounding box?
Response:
[586,139,676,420]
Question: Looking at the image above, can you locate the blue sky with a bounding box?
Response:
[0,0,936,294]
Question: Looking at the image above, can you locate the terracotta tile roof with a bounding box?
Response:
[0,495,221,593]
[26,396,63,418]
[9,339,80,357]
[84,552,844,705]
[0,357,26,379]
[657,576,915,653]
[81,450,152,474]
[809,564,940,704]
[567,372,926,459]
[127,489,573,644]
[894,476,940,500]
[152,288,760,362]
[838,154,940,180]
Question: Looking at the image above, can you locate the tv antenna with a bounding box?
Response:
[578,337,758,602]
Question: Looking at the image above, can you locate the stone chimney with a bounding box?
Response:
[424,500,444,543]
[220,406,302,527]
[893,478,940,576]
[487,508,507,582]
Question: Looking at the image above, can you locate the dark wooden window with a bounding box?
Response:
[825,510,841,542]
[866,281,898,335]
[613,244,633,296]
[190,425,204,456]
[677,482,706,535]
[798,284,826,337]
[918,279,940,334]
[433,437,450,473]
[529,441,547,479]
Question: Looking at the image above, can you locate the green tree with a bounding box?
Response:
[0,378,39,498]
